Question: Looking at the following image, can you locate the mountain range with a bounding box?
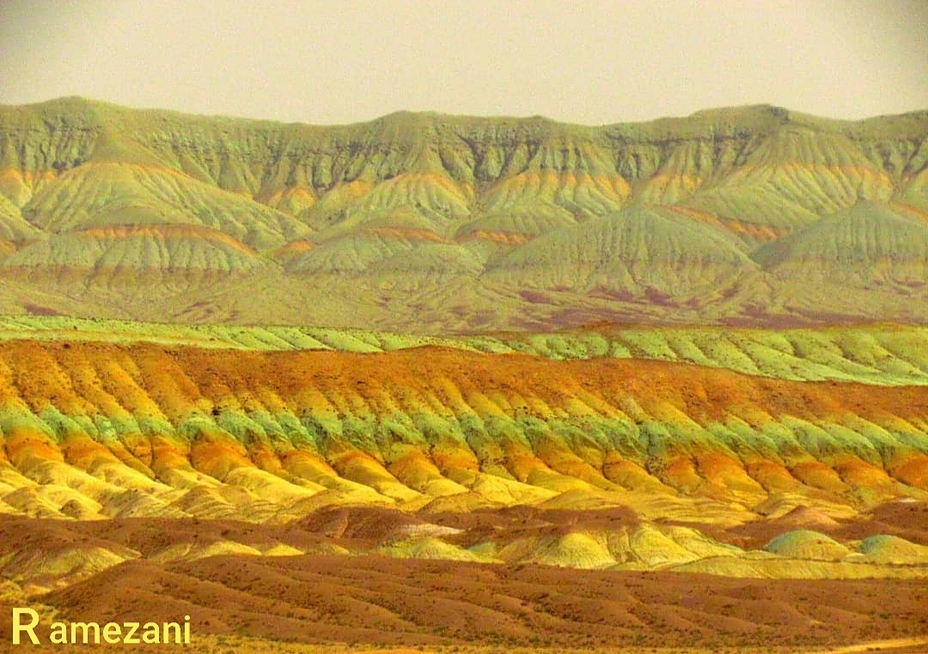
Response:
[0,98,926,330]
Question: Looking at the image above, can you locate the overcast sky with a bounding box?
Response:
[1,0,926,125]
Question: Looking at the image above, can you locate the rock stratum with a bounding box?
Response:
[1,332,927,520]
[0,98,926,330]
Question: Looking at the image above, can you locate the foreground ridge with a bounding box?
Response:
[1,338,926,522]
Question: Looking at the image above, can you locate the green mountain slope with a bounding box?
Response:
[0,98,926,330]
[753,201,928,282]
[486,205,757,298]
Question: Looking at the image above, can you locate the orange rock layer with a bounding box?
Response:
[0,340,926,515]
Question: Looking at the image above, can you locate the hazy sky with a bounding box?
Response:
[1,0,926,125]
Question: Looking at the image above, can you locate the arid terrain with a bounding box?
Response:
[0,319,926,652]
[0,99,927,652]
[0,99,926,330]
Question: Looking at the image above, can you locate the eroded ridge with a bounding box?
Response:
[0,340,926,523]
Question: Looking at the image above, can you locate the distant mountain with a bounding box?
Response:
[0,97,926,330]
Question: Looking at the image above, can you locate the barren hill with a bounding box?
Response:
[1,98,926,330]
[1,337,927,524]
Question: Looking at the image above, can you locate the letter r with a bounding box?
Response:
[12,608,40,645]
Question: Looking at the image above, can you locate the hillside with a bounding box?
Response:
[1,337,927,524]
[0,98,926,330]
[1,317,928,385]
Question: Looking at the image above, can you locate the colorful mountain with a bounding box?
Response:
[2,99,928,653]
[0,98,926,329]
